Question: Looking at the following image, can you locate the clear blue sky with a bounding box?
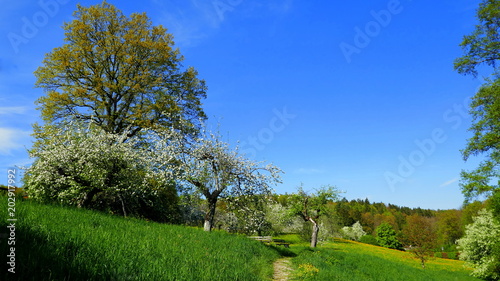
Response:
[1,0,486,209]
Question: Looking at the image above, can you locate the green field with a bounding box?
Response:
[275,235,479,281]
[0,198,481,280]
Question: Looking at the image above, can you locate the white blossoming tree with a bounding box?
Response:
[341,221,366,241]
[24,121,181,221]
[168,129,283,232]
[457,209,500,280]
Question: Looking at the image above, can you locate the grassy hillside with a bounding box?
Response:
[0,198,278,281]
[276,235,480,281]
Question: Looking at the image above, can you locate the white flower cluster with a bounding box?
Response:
[341,221,366,241]
[457,209,500,280]
[25,122,179,207]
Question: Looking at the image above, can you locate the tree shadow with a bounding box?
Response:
[0,226,116,281]
[267,245,297,257]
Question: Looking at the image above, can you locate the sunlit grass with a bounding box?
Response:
[0,198,278,281]
[275,235,478,281]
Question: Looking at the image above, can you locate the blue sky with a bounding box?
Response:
[0,0,487,209]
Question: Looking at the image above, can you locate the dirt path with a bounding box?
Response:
[272,257,293,281]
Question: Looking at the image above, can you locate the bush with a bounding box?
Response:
[376,222,403,250]
[359,235,379,246]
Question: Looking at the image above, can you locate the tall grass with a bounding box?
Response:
[278,236,479,281]
[0,198,278,280]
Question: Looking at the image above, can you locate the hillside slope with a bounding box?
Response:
[0,198,278,281]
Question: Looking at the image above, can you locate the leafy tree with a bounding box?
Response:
[375,222,403,250]
[24,121,180,222]
[436,210,464,246]
[289,185,341,247]
[457,209,500,280]
[341,221,366,241]
[402,215,437,269]
[454,0,500,77]
[34,1,206,140]
[169,129,282,231]
[454,0,500,215]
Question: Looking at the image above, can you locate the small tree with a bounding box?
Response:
[169,129,282,231]
[341,221,366,241]
[376,222,403,250]
[289,185,341,247]
[457,209,500,280]
[402,215,437,269]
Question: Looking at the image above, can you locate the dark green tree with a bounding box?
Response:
[375,222,403,250]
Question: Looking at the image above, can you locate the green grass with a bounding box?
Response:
[274,236,480,281]
[0,198,279,280]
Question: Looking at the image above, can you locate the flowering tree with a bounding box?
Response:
[457,209,500,280]
[169,129,282,231]
[289,185,341,247]
[341,221,366,241]
[24,121,180,221]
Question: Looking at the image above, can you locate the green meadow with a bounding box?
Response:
[277,235,479,281]
[1,198,481,281]
[0,198,278,281]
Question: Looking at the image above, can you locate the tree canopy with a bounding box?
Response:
[454,0,500,77]
[454,0,500,215]
[34,1,207,139]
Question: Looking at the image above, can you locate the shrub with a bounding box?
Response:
[376,222,403,250]
[359,234,379,246]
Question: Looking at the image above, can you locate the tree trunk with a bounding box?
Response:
[79,188,101,208]
[204,196,218,232]
[310,218,319,248]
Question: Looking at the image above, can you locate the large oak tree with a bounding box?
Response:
[34,1,207,139]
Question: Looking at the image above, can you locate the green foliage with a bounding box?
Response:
[359,234,379,246]
[454,0,500,217]
[436,210,464,246]
[454,0,500,77]
[402,215,437,268]
[0,198,278,280]
[457,209,500,280]
[34,1,206,139]
[288,185,341,247]
[375,222,403,250]
[460,80,500,205]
